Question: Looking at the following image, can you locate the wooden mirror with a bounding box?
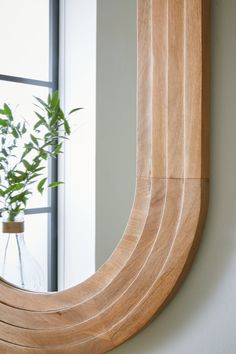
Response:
[0,0,210,352]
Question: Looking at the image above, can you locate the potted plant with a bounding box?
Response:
[0,91,81,291]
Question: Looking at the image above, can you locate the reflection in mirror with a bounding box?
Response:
[0,0,136,292]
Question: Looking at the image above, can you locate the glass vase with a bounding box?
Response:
[0,212,45,292]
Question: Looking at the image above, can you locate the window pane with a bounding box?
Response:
[25,213,48,291]
[0,81,49,208]
[0,0,49,81]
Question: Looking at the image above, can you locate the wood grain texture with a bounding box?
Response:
[0,0,210,352]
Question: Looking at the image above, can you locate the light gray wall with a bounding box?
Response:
[96,0,137,268]
[97,0,236,353]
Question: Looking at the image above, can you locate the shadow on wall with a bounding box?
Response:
[111,1,236,353]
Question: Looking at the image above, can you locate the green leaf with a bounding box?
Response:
[33,156,40,163]
[12,127,19,138]
[28,173,42,181]
[37,177,47,194]
[23,159,40,173]
[64,120,71,135]
[35,113,49,129]
[24,142,34,150]
[58,108,65,120]
[34,120,43,130]
[13,183,25,191]
[52,143,63,155]
[50,113,59,127]
[10,191,31,204]
[3,103,13,120]
[34,96,49,109]
[34,166,45,173]
[4,185,16,195]
[21,148,31,160]
[51,91,59,108]
[2,148,8,157]
[44,132,51,140]
[39,149,48,160]
[22,159,31,170]
[58,135,69,140]
[32,159,41,169]
[14,173,28,183]
[4,183,24,194]
[15,170,26,175]
[68,107,83,115]
[30,134,39,146]
[0,119,8,126]
[47,93,52,105]
[48,181,64,188]
[6,171,17,183]
[21,122,27,134]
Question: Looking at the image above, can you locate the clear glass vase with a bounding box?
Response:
[0,212,45,292]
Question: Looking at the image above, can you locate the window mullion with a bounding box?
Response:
[47,0,60,292]
[0,74,52,88]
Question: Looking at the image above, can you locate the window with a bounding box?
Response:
[0,0,59,291]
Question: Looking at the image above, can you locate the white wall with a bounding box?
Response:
[111,0,236,353]
[59,0,96,289]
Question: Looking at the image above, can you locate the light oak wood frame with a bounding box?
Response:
[0,0,210,353]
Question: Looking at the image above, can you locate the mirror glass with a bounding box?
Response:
[0,0,136,292]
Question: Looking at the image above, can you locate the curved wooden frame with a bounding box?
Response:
[0,0,210,353]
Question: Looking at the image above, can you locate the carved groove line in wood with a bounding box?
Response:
[0,0,210,353]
